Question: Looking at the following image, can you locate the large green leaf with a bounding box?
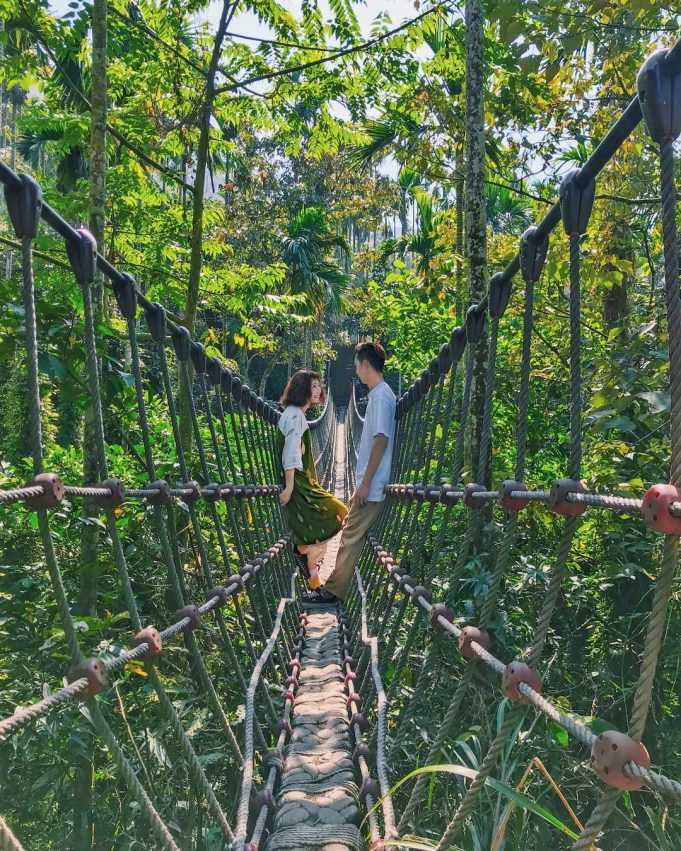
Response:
[362,764,579,841]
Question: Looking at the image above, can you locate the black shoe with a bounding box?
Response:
[301,588,338,604]
[294,552,310,580]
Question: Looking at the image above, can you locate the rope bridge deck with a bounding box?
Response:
[1,37,681,851]
[267,605,362,851]
[266,413,364,851]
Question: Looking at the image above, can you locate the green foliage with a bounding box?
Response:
[283,206,349,315]
[2,0,681,846]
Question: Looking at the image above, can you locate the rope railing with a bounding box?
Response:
[384,480,681,519]
[233,568,299,851]
[366,536,681,802]
[309,386,337,489]
[0,479,283,506]
[352,564,397,839]
[0,537,290,742]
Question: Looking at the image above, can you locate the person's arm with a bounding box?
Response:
[354,433,388,505]
[280,467,295,505]
[279,410,304,505]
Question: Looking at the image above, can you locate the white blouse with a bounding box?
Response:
[278,405,309,472]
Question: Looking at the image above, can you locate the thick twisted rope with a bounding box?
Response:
[568,232,582,478]
[0,678,88,741]
[233,569,297,850]
[354,565,397,839]
[0,818,25,851]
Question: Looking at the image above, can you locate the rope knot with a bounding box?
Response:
[112,272,137,319]
[641,484,681,534]
[4,171,42,238]
[520,225,549,283]
[458,626,490,660]
[145,480,172,506]
[178,480,201,505]
[206,586,230,608]
[359,777,380,804]
[174,605,201,631]
[591,731,651,790]
[499,480,529,512]
[25,473,65,510]
[133,626,162,659]
[262,750,284,773]
[350,711,368,732]
[94,478,125,510]
[502,661,542,703]
[430,603,454,629]
[637,48,681,145]
[353,743,370,764]
[65,227,97,287]
[144,301,167,343]
[67,658,107,699]
[549,478,587,516]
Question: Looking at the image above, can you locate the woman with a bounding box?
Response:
[278,369,348,587]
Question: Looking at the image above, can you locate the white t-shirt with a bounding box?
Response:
[356,380,396,502]
[278,405,308,471]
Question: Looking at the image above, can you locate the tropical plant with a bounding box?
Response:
[282,206,350,317]
[485,184,532,235]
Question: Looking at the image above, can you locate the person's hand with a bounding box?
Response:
[279,486,293,506]
[353,482,370,507]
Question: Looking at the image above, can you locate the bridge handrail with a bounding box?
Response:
[0,161,276,426]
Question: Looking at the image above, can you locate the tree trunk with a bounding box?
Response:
[73,1,107,846]
[399,193,408,238]
[179,0,236,456]
[78,0,107,618]
[455,142,465,323]
[463,0,488,485]
[453,142,466,424]
[0,21,5,149]
[0,21,6,279]
[602,220,631,331]
[4,90,18,279]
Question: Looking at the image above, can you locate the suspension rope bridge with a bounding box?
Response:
[1,40,681,851]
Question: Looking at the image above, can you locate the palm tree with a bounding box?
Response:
[283,207,350,316]
[485,184,532,234]
[17,118,87,193]
[378,186,439,288]
[397,168,422,236]
[346,108,421,174]
[282,207,350,363]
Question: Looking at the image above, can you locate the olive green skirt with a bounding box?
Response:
[279,429,347,547]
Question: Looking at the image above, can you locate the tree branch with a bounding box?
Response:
[0,233,71,269]
[595,194,659,205]
[109,5,265,98]
[215,1,451,95]
[224,31,343,53]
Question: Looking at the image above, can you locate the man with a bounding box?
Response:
[304,341,396,604]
